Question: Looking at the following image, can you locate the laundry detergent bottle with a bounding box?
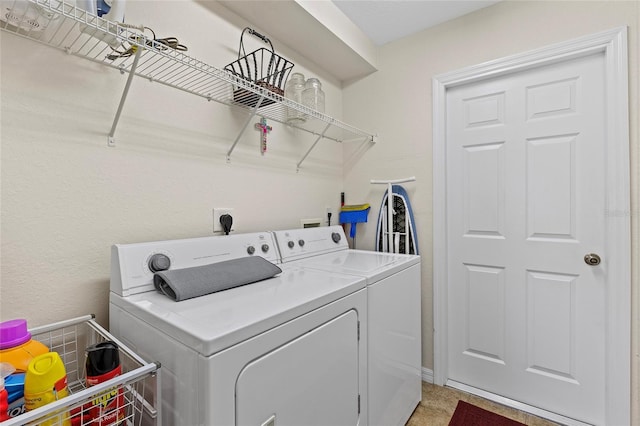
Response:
[0,319,49,372]
[0,319,50,419]
[24,352,70,426]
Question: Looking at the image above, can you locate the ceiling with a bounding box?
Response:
[332,0,501,46]
[218,0,501,81]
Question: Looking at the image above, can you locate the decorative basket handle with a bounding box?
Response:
[238,27,275,58]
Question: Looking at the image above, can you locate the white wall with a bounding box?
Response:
[0,1,347,326]
[341,0,639,422]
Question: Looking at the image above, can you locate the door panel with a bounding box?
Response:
[526,270,577,383]
[464,264,506,363]
[463,142,505,237]
[526,135,576,239]
[446,52,606,424]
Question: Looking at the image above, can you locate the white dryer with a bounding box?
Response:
[109,231,368,426]
[273,225,422,426]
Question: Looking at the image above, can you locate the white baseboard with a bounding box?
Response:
[421,367,434,383]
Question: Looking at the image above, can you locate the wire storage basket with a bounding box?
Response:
[3,315,160,426]
[224,27,294,108]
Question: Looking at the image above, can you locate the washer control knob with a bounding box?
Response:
[262,244,270,253]
[148,253,171,272]
[331,232,341,243]
[247,246,256,255]
[288,241,295,249]
[298,239,305,247]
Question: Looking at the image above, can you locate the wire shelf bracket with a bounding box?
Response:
[108,47,143,147]
[296,122,332,172]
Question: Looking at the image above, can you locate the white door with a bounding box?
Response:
[446,51,609,424]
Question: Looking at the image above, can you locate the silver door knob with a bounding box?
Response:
[584,253,601,266]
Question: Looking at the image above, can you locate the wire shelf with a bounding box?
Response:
[0,0,375,166]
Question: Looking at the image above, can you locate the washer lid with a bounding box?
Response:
[292,250,420,284]
[109,267,365,357]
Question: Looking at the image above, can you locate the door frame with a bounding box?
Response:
[432,27,630,425]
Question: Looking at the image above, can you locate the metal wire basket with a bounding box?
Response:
[3,315,160,426]
[224,27,294,107]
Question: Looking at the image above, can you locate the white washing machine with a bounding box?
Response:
[109,231,368,426]
[272,226,422,426]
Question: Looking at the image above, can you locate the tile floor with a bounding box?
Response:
[406,382,561,426]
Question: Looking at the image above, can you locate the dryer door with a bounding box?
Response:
[236,310,360,426]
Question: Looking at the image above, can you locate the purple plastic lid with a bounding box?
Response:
[0,319,31,349]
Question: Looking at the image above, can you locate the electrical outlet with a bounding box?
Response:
[326,206,333,226]
[213,208,234,233]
